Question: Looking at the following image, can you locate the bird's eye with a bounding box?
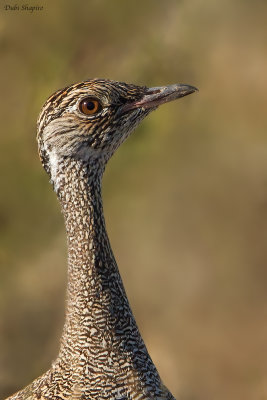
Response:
[79,98,102,115]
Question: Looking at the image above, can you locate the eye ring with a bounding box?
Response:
[79,97,102,115]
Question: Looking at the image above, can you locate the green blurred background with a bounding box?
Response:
[0,0,267,399]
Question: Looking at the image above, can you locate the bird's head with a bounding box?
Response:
[37,78,197,188]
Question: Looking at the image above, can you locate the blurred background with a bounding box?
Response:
[0,0,267,399]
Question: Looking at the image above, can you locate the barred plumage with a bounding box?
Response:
[6,78,197,400]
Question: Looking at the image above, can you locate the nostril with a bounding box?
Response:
[146,88,162,95]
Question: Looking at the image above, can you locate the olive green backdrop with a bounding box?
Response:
[0,1,267,399]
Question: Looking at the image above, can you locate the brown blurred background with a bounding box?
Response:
[0,0,267,399]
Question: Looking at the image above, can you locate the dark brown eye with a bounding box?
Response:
[79,98,102,115]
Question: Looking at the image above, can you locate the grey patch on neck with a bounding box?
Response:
[75,143,104,164]
[44,142,106,193]
[45,146,62,193]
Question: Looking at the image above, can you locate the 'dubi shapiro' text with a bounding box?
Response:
[4,4,43,12]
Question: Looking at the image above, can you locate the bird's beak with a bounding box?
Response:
[121,84,198,114]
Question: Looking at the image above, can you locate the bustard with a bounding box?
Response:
[6,79,197,400]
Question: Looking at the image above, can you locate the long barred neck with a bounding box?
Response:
[53,156,163,397]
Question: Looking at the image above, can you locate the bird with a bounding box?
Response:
[6,78,197,400]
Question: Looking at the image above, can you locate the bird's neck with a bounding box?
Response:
[54,158,160,387]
